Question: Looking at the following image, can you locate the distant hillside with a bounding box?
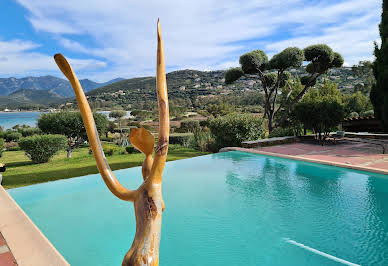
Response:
[0,89,65,108]
[0,76,124,97]
[85,67,365,106]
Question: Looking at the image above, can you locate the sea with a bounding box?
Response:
[0,111,131,129]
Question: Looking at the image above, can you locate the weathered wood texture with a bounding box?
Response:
[54,19,169,266]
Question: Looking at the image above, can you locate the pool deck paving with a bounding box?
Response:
[0,232,17,266]
[225,140,388,175]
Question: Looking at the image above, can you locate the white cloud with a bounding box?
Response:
[0,39,106,77]
[8,0,383,80]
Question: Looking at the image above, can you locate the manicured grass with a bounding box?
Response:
[1,145,208,189]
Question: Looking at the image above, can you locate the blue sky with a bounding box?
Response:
[0,0,382,82]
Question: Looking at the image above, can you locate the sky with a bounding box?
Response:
[0,0,382,82]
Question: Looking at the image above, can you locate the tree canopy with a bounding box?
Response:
[225,44,343,133]
[370,0,388,131]
[38,112,108,157]
[294,79,344,140]
[351,61,374,95]
[109,110,127,119]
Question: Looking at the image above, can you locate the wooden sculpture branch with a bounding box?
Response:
[54,19,169,266]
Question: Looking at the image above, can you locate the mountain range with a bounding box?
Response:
[0,67,367,109]
[0,89,64,108]
[84,67,365,107]
[0,75,124,97]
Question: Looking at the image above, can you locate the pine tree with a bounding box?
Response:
[371,0,388,131]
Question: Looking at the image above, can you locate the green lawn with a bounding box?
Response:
[1,145,208,189]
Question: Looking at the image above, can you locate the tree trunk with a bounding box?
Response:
[67,148,73,158]
[119,120,123,146]
[267,109,275,135]
[268,117,273,135]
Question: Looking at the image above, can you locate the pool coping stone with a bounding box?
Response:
[0,185,69,266]
[221,147,388,175]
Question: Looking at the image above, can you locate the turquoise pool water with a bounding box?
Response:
[9,151,388,265]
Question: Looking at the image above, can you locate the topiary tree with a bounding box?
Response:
[19,134,67,163]
[225,44,343,133]
[109,110,127,146]
[225,67,244,84]
[370,0,388,131]
[38,112,108,158]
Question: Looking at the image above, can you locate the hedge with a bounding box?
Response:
[19,134,67,163]
[209,113,265,148]
[169,133,193,145]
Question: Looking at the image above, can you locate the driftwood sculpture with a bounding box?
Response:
[54,19,169,266]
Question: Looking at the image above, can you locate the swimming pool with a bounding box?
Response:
[9,151,388,265]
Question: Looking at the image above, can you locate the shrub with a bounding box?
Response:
[38,111,108,158]
[19,134,67,163]
[197,110,209,117]
[0,139,4,157]
[206,103,235,117]
[169,133,193,145]
[125,145,140,154]
[209,113,265,148]
[348,112,359,119]
[242,105,264,114]
[5,132,22,142]
[361,110,374,117]
[103,143,119,156]
[168,144,184,151]
[170,125,177,133]
[102,143,126,156]
[269,127,296,138]
[186,128,217,152]
[100,135,113,142]
[199,120,209,127]
[179,120,200,132]
[109,110,127,119]
[21,127,42,137]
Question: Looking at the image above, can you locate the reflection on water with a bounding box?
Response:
[223,151,388,265]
